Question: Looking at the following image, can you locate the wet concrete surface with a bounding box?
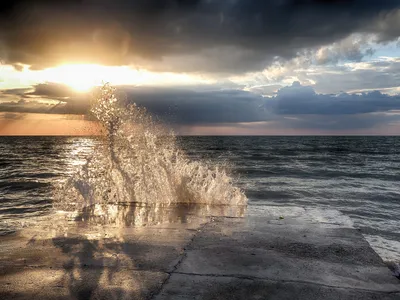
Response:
[0,204,399,299]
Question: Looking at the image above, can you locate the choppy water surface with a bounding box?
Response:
[180,136,400,263]
[0,136,96,234]
[1,135,399,262]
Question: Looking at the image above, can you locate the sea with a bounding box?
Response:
[0,135,399,264]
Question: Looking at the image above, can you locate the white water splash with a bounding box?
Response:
[54,84,247,211]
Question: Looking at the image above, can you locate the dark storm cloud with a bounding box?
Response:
[0,0,399,73]
[267,81,400,115]
[129,83,400,131]
[121,87,269,124]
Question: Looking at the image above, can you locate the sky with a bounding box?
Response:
[0,0,400,135]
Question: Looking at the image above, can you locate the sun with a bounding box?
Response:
[37,63,150,92]
[41,64,106,92]
[58,65,100,92]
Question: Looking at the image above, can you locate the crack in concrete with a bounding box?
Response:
[172,271,400,294]
[148,218,213,300]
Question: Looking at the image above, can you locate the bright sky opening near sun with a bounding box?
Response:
[0,64,213,92]
[0,1,400,135]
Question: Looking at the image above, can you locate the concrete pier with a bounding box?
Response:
[0,204,399,299]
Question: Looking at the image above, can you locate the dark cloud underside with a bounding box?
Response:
[0,0,399,72]
[267,82,400,115]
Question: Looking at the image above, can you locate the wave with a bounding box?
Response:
[54,84,247,212]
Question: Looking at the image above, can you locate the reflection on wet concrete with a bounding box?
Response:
[1,205,399,299]
[0,203,246,299]
[75,203,246,227]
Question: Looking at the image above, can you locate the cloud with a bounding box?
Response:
[0,99,56,114]
[121,87,270,124]
[240,56,400,94]
[0,82,90,114]
[27,83,77,98]
[1,112,25,120]
[0,87,32,95]
[1,81,400,134]
[315,34,376,64]
[245,84,283,96]
[372,8,400,42]
[0,83,271,123]
[308,58,400,94]
[0,1,399,73]
[266,81,400,115]
[1,82,82,99]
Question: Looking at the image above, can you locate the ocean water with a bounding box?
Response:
[1,135,400,263]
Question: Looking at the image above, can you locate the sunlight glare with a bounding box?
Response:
[38,64,215,91]
[1,63,215,91]
[39,64,136,92]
